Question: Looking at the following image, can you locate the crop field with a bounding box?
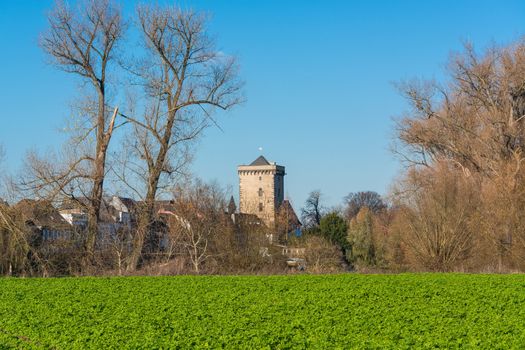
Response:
[0,274,525,349]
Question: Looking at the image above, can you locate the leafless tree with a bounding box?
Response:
[344,191,386,220]
[0,204,26,276]
[107,226,132,275]
[301,190,326,230]
[22,0,124,262]
[0,202,49,276]
[395,40,525,178]
[392,163,479,272]
[393,38,525,270]
[166,180,228,273]
[120,4,243,271]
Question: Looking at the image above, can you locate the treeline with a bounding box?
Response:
[300,37,525,273]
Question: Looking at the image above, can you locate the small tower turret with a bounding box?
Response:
[227,196,237,215]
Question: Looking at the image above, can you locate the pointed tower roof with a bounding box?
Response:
[227,196,237,215]
[277,199,302,229]
[250,155,270,166]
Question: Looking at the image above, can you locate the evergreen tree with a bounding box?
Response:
[319,212,348,250]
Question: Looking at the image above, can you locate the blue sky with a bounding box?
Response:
[0,1,524,209]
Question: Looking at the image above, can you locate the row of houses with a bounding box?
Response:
[2,193,304,268]
[4,195,281,243]
[6,196,167,245]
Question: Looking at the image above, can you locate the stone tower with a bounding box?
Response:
[238,156,285,227]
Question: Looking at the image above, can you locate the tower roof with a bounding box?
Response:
[277,199,302,228]
[227,196,236,214]
[250,155,270,166]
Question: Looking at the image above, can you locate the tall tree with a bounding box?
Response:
[395,40,525,177]
[121,4,243,270]
[25,0,124,261]
[395,39,525,269]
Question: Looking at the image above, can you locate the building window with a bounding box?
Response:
[259,203,263,212]
[258,188,263,197]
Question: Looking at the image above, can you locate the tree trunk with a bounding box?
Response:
[127,138,168,271]
[127,182,158,271]
[85,92,107,262]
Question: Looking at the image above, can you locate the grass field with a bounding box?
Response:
[0,274,524,349]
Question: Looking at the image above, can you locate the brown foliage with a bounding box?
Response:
[390,38,525,273]
[396,39,525,177]
[391,164,481,271]
[303,235,346,273]
[161,180,277,274]
[0,202,84,276]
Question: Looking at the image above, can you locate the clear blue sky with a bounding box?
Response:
[0,1,524,209]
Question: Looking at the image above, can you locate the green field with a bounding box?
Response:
[0,274,524,349]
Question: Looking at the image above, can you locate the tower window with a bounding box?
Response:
[259,176,262,181]
[259,203,263,212]
[258,188,263,197]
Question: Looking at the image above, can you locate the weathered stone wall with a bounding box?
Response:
[238,163,285,227]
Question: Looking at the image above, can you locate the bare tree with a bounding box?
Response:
[393,38,525,270]
[392,163,480,272]
[301,190,326,230]
[107,226,132,275]
[120,4,243,271]
[344,191,386,220]
[166,180,228,273]
[0,204,27,276]
[23,0,124,262]
[395,40,525,178]
[0,202,48,276]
